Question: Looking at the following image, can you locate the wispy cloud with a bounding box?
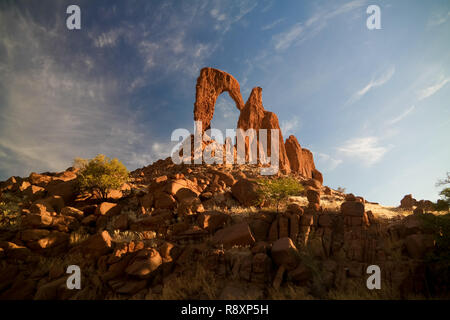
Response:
[427,11,450,27]
[209,0,258,33]
[92,29,122,48]
[261,18,285,31]
[417,76,450,100]
[347,66,395,105]
[273,0,366,51]
[280,116,300,137]
[0,7,162,178]
[386,105,415,125]
[313,152,343,172]
[337,137,391,166]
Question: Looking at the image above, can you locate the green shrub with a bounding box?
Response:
[0,193,22,229]
[420,213,450,265]
[435,173,450,211]
[256,177,304,212]
[75,154,129,200]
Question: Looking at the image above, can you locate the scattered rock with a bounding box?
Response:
[212,222,255,249]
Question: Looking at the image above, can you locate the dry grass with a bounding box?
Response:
[267,284,313,300]
[327,278,402,300]
[69,228,90,246]
[160,263,222,299]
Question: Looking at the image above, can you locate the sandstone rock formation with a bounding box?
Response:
[285,135,316,179]
[194,68,244,132]
[193,67,321,177]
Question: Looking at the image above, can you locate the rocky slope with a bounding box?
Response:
[0,68,447,300]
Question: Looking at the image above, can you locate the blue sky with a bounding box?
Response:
[0,0,449,205]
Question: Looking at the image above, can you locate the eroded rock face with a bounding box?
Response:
[194,67,244,132]
[193,67,318,176]
[284,135,317,178]
[237,87,291,174]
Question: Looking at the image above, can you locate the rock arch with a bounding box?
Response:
[193,68,244,131]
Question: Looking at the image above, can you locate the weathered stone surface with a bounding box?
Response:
[341,201,365,217]
[81,231,112,257]
[125,248,162,278]
[404,234,435,259]
[312,169,323,185]
[285,135,317,178]
[197,211,229,232]
[231,178,259,206]
[286,203,303,216]
[306,188,320,204]
[194,67,245,132]
[95,202,121,216]
[212,222,255,249]
[45,179,77,204]
[237,87,290,174]
[271,237,299,270]
[400,194,416,209]
[154,192,176,209]
[21,212,53,229]
[60,206,84,220]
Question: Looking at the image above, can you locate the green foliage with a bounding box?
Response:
[75,154,129,200]
[256,177,304,212]
[420,213,450,266]
[435,172,450,211]
[0,193,22,229]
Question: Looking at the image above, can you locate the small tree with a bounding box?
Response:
[75,154,129,200]
[336,187,346,194]
[435,172,450,211]
[256,177,304,213]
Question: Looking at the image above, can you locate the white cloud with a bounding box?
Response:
[261,18,285,31]
[347,66,395,105]
[427,11,450,27]
[93,29,122,48]
[417,76,450,100]
[280,116,300,137]
[313,152,343,172]
[0,8,163,178]
[274,23,303,51]
[337,137,390,166]
[273,0,366,51]
[209,0,257,33]
[386,105,415,125]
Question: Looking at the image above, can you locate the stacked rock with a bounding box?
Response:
[340,194,370,228]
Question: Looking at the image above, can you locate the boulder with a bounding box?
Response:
[60,206,84,220]
[125,248,162,278]
[95,202,121,216]
[312,169,323,185]
[154,192,176,209]
[231,178,259,206]
[212,222,255,249]
[400,194,416,210]
[23,185,46,200]
[286,203,304,216]
[404,234,435,259]
[81,231,112,257]
[45,180,77,204]
[271,237,300,270]
[21,212,53,229]
[197,211,229,232]
[341,201,365,217]
[28,172,52,187]
[306,188,320,204]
